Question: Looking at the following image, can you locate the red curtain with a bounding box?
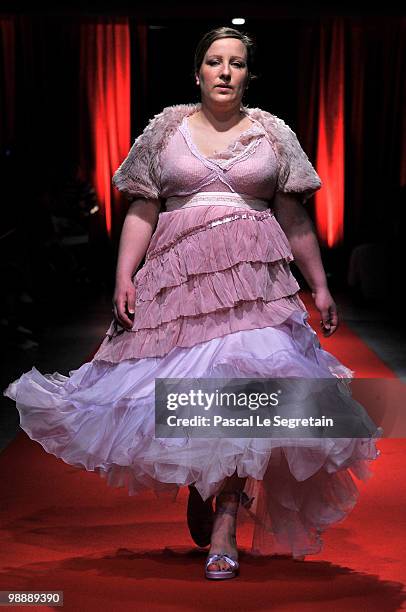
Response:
[2,15,404,248]
[314,18,345,248]
[298,17,405,249]
[0,17,16,149]
[80,19,130,238]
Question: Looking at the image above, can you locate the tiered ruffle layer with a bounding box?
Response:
[94,206,306,362]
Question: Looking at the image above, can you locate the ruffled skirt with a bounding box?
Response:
[3,204,382,558]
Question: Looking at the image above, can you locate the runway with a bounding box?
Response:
[0,291,405,611]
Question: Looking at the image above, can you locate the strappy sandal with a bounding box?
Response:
[205,489,254,580]
[187,484,214,548]
[205,553,240,580]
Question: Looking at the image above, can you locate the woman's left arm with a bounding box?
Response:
[273,191,338,337]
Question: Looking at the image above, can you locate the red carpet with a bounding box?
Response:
[1,300,405,611]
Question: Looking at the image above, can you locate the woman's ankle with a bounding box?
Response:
[215,489,241,515]
[210,497,238,552]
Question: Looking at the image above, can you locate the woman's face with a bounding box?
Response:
[197,37,249,106]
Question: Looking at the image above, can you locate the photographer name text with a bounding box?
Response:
[166,415,334,428]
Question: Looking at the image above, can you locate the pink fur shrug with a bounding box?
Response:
[112,102,322,204]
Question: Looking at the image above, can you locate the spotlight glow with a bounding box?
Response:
[232,18,245,25]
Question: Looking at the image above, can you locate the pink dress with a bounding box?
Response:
[4,108,382,559]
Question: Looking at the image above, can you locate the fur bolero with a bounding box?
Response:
[112,102,322,205]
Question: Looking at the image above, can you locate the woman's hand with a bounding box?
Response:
[112,276,136,329]
[311,287,339,337]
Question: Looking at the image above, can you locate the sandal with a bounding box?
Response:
[205,489,254,580]
[205,553,239,580]
[187,484,214,548]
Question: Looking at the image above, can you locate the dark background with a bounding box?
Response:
[0,2,405,344]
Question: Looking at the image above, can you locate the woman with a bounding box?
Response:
[4,27,382,580]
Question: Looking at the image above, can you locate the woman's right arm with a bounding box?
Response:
[113,198,160,329]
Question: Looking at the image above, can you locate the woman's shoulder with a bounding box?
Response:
[138,103,200,150]
[142,103,199,132]
[244,106,299,143]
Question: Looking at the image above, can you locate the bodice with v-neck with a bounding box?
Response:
[179,114,267,168]
[159,110,279,200]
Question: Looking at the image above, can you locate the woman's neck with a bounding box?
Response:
[193,101,245,132]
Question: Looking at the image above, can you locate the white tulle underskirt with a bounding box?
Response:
[3,311,382,558]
